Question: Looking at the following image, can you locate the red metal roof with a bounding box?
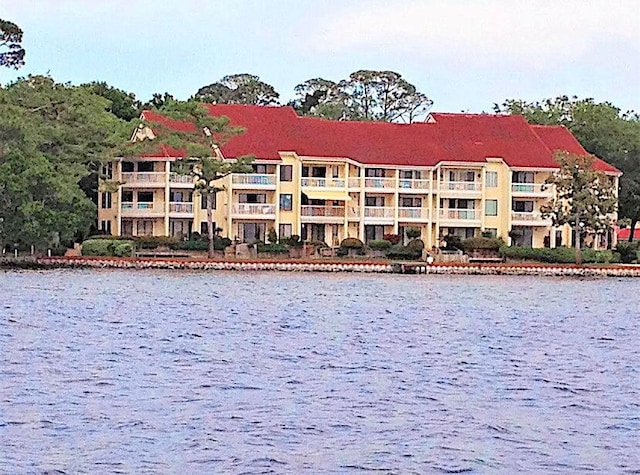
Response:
[531,125,620,174]
[617,227,640,240]
[139,105,620,174]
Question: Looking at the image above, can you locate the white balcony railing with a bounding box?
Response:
[399,179,430,190]
[440,181,482,192]
[232,204,276,216]
[439,209,478,220]
[399,207,429,220]
[348,177,362,188]
[121,202,155,212]
[301,206,345,217]
[121,172,165,184]
[364,206,395,218]
[364,177,396,189]
[169,173,193,184]
[169,202,194,213]
[301,177,346,188]
[511,211,548,222]
[511,183,551,194]
[232,174,276,186]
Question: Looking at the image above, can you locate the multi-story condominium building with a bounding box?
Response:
[98,105,620,249]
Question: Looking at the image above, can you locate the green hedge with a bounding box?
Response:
[172,240,209,251]
[368,239,392,250]
[385,244,422,260]
[82,239,134,257]
[340,237,364,249]
[462,237,503,251]
[615,242,639,264]
[499,246,620,264]
[257,243,289,253]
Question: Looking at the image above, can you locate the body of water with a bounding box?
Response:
[0,270,638,474]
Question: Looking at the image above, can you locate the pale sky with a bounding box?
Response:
[1,0,639,113]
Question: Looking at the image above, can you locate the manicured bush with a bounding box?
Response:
[340,237,364,249]
[135,236,179,249]
[405,227,421,239]
[383,233,401,245]
[368,239,392,250]
[267,228,278,244]
[616,242,639,264]
[172,240,208,251]
[213,238,232,251]
[385,244,422,260]
[442,235,463,251]
[462,237,503,251]
[82,239,134,256]
[281,235,303,247]
[499,246,621,264]
[406,239,425,252]
[257,243,289,253]
[112,242,134,257]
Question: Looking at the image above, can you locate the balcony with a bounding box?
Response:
[364,177,396,191]
[231,203,276,219]
[511,183,553,197]
[399,207,429,221]
[348,177,362,189]
[121,172,166,186]
[232,173,276,189]
[301,177,346,188]
[169,173,193,186]
[169,202,194,215]
[439,181,482,196]
[438,208,481,226]
[364,206,395,223]
[399,178,430,192]
[301,205,345,222]
[511,211,552,226]
[121,201,164,217]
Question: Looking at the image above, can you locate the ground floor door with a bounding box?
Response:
[240,222,266,243]
[301,224,326,243]
[169,219,192,239]
[513,226,533,247]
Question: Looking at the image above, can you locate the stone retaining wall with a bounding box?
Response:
[29,256,640,277]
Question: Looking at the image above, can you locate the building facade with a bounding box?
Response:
[98,105,620,249]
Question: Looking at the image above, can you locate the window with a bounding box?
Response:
[200,193,216,209]
[136,220,154,236]
[448,198,474,209]
[101,192,112,209]
[253,164,268,174]
[485,199,498,216]
[100,220,112,235]
[280,165,293,182]
[401,197,421,208]
[365,168,384,177]
[137,191,154,203]
[279,224,292,238]
[484,228,497,238]
[332,166,340,178]
[121,190,133,202]
[122,220,133,236]
[513,200,534,212]
[486,171,498,188]
[365,196,385,207]
[102,162,113,179]
[239,193,266,203]
[121,161,134,172]
[279,194,293,211]
[513,171,534,183]
[137,161,154,172]
[365,225,385,242]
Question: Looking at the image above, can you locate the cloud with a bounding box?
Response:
[308,0,640,68]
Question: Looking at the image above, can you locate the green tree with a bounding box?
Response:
[541,151,618,265]
[192,74,279,106]
[0,19,25,69]
[140,92,175,111]
[495,96,640,239]
[83,81,141,121]
[292,70,432,123]
[125,100,254,257]
[0,76,128,249]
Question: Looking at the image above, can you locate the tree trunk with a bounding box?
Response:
[206,193,215,259]
[575,214,582,265]
[628,218,637,243]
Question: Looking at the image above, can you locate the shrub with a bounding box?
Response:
[135,236,179,249]
[112,242,133,257]
[368,239,392,250]
[49,245,68,256]
[340,237,364,249]
[267,228,278,244]
[281,235,303,247]
[82,239,134,256]
[383,233,401,245]
[405,227,421,239]
[172,240,208,251]
[213,238,232,251]
[257,243,288,253]
[499,246,621,264]
[406,239,425,252]
[616,242,639,264]
[385,244,422,260]
[462,237,503,251]
[442,235,463,251]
